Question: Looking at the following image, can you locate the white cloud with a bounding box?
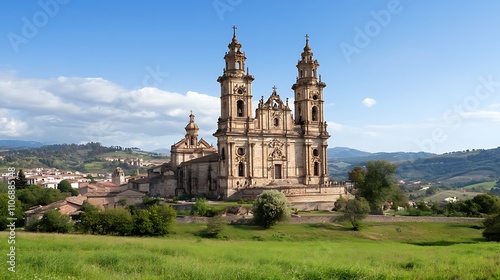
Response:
[362,97,377,108]
[0,72,220,150]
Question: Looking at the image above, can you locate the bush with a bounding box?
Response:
[200,215,227,238]
[483,213,500,241]
[334,195,347,211]
[343,198,370,230]
[149,204,176,236]
[99,208,134,236]
[252,190,290,228]
[26,210,72,233]
[191,198,208,216]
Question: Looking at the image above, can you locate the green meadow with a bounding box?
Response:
[1,222,500,279]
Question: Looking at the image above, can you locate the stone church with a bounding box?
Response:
[146,28,347,203]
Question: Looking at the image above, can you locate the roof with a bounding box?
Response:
[130,177,150,184]
[182,153,219,164]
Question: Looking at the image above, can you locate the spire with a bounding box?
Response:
[301,34,313,62]
[185,111,199,134]
[304,34,311,51]
[228,25,241,51]
[232,25,237,39]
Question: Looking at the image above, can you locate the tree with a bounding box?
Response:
[343,198,370,230]
[348,165,366,187]
[483,213,500,241]
[350,160,398,211]
[57,180,72,193]
[26,210,72,233]
[17,185,67,210]
[133,209,154,236]
[191,198,209,216]
[76,201,100,234]
[149,204,176,236]
[14,169,27,189]
[334,195,347,211]
[99,208,134,236]
[472,194,500,214]
[86,174,97,183]
[252,190,290,228]
[0,193,24,230]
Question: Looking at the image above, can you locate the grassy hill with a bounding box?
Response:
[397,147,500,187]
[423,190,483,203]
[0,142,168,174]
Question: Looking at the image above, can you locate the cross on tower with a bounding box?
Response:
[305,34,309,41]
[272,85,277,91]
[232,25,237,36]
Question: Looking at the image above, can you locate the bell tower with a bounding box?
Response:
[216,26,255,127]
[292,35,327,132]
[292,35,330,185]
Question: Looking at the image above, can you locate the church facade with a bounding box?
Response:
[149,29,347,203]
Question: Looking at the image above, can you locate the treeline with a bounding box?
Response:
[0,143,155,173]
[26,202,176,237]
[408,193,500,217]
[0,183,70,229]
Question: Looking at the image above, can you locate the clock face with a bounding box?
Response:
[237,88,244,94]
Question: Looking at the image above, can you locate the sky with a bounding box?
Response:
[1,0,500,154]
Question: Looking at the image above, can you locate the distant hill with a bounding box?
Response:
[327,147,435,181]
[328,147,372,159]
[328,146,500,187]
[397,148,500,187]
[0,140,44,149]
[0,142,166,174]
[150,148,170,155]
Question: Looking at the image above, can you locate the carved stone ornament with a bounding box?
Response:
[268,139,285,160]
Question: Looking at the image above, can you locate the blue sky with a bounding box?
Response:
[1,0,499,154]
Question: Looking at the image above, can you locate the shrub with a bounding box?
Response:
[252,190,290,228]
[26,210,72,233]
[343,198,370,230]
[191,198,208,216]
[99,208,134,236]
[334,195,347,211]
[200,215,227,238]
[483,213,500,241]
[149,204,176,236]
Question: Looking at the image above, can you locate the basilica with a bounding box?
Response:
[145,28,347,203]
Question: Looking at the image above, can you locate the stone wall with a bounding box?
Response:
[176,215,483,224]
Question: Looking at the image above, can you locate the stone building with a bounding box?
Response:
[148,28,346,203]
[111,167,126,185]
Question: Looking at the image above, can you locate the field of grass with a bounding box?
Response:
[463,181,497,191]
[1,222,499,279]
[424,189,483,203]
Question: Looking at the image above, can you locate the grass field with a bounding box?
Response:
[463,181,497,191]
[424,190,483,203]
[1,222,499,279]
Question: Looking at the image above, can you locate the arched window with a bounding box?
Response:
[300,70,303,78]
[238,162,244,177]
[314,162,319,176]
[190,137,195,146]
[312,106,318,121]
[312,69,316,77]
[274,118,279,127]
[237,100,244,117]
[313,148,319,157]
[236,61,241,69]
